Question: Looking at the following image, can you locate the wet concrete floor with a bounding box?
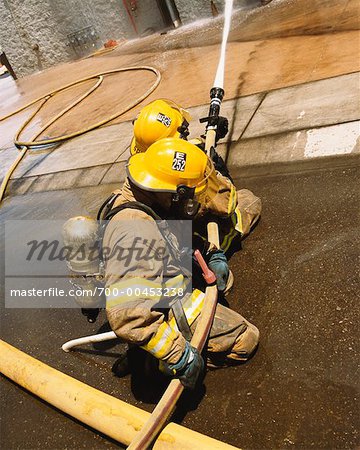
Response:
[1,158,359,449]
[1,0,359,150]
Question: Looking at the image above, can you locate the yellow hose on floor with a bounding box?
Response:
[0,66,161,204]
[0,340,239,449]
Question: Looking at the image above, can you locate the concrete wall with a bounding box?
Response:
[54,0,167,39]
[175,0,257,23]
[133,0,167,35]
[175,0,213,24]
[0,0,251,78]
[0,0,165,77]
[0,0,71,76]
[48,0,135,58]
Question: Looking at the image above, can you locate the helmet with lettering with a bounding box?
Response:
[130,99,191,155]
[127,137,217,217]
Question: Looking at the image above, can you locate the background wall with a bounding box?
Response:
[0,0,72,76]
[0,0,247,78]
[175,0,214,24]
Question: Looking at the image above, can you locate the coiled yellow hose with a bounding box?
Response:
[0,66,161,204]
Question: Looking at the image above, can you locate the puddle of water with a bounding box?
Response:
[0,75,24,111]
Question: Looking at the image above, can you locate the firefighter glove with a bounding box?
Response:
[215,116,229,141]
[208,249,229,292]
[161,341,204,390]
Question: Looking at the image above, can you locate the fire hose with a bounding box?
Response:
[0,339,239,449]
[0,65,161,205]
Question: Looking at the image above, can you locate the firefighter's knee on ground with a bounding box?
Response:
[228,322,259,361]
[237,189,262,236]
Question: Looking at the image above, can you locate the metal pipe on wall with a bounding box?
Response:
[164,0,182,28]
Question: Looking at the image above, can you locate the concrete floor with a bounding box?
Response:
[1,70,358,199]
[0,0,359,448]
[0,0,358,200]
[0,1,359,141]
[1,157,359,449]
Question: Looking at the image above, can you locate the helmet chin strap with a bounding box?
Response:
[170,185,199,219]
[128,179,199,219]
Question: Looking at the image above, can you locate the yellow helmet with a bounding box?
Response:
[130,99,192,155]
[127,137,209,194]
[127,138,219,219]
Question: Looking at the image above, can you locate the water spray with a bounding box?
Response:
[201,0,233,252]
[202,0,233,154]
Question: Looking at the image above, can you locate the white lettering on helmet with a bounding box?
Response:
[172,151,186,171]
[157,113,172,127]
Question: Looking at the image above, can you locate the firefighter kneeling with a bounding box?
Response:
[102,138,259,390]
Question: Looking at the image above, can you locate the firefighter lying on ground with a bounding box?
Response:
[101,138,260,389]
[128,98,261,257]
